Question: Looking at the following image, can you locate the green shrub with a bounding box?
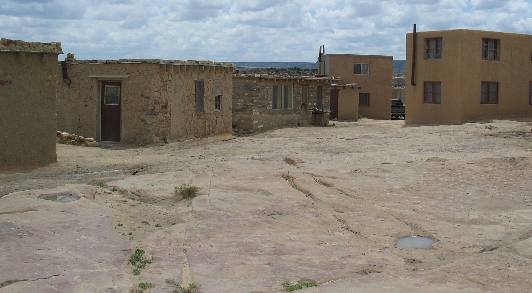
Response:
[282,279,318,292]
[175,184,200,200]
[129,248,152,275]
[137,281,153,292]
[174,283,200,293]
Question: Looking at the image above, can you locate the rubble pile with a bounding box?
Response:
[56,131,98,147]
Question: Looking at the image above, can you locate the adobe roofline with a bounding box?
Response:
[406,28,532,37]
[324,54,393,59]
[63,58,234,68]
[0,38,63,54]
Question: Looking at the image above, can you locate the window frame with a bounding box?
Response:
[316,86,323,110]
[529,81,532,106]
[214,95,222,111]
[482,38,500,61]
[359,92,370,106]
[425,38,443,59]
[272,84,293,110]
[423,81,442,104]
[480,81,499,104]
[103,85,121,105]
[354,63,369,75]
[195,80,205,113]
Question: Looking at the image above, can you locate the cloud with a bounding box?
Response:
[0,0,530,61]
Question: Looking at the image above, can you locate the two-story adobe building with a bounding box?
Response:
[319,53,393,120]
[406,28,532,124]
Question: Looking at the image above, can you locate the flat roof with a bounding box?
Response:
[407,28,532,37]
[234,73,337,82]
[0,38,62,54]
[324,54,393,59]
[68,59,233,68]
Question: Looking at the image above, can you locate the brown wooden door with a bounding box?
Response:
[101,81,121,141]
[330,89,339,120]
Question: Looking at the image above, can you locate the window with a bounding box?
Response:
[359,93,370,106]
[215,95,222,111]
[195,80,204,112]
[103,85,120,105]
[316,86,323,110]
[423,82,442,104]
[302,85,309,105]
[272,85,293,110]
[425,38,442,59]
[482,39,500,61]
[354,63,369,75]
[481,82,499,104]
[529,81,532,105]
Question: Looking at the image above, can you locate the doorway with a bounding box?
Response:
[330,88,339,120]
[100,81,121,142]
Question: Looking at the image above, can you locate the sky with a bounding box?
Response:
[1,0,530,61]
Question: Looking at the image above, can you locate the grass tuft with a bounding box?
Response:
[175,184,200,200]
[95,181,107,188]
[174,283,200,293]
[282,279,318,292]
[129,248,152,275]
[137,281,154,292]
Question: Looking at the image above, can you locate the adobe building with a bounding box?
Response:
[57,58,233,144]
[0,38,62,169]
[319,53,393,120]
[406,28,532,124]
[232,74,333,134]
[331,83,359,121]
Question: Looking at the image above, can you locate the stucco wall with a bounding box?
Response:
[325,54,393,120]
[58,62,233,144]
[406,29,532,124]
[233,77,331,134]
[168,65,232,139]
[0,52,59,168]
[337,86,359,121]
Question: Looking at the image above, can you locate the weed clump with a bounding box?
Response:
[129,248,152,275]
[137,281,153,292]
[174,283,200,293]
[175,184,200,200]
[282,279,318,292]
[95,181,107,188]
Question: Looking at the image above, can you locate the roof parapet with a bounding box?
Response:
[0,38,62,54]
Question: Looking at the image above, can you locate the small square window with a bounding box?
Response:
[423,82,442,104]
[481,82,499,104]
[215,95,222,111]
[354,63,369,75]
[359,93,370,106]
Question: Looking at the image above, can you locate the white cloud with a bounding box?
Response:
[0,0,530,61]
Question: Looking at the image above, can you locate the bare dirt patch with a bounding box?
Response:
[1,119,532,292]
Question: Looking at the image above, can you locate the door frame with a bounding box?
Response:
[99,80,122,142]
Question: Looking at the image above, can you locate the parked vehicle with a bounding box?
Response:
[391,99,405,120]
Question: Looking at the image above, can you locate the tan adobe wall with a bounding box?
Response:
[233,77,331,134]
[406,29,532,124]
[168,65,232,139]
[325,54,393,120]
[58,61,232,144]
[0,40,61,169]
[336,85,359,121]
